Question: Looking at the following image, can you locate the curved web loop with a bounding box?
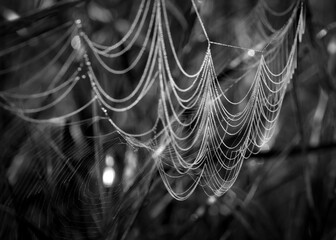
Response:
[0,0,305,201]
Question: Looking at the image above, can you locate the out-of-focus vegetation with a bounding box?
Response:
[0,0,336,239]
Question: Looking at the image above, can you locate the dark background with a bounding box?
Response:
[0,0,336,239]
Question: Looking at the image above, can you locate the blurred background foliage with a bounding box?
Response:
[1,0,336,239]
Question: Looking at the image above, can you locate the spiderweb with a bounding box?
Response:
[83,0,305,200]
[0,0,304,237]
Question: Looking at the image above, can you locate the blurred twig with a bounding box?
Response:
[304,0,336,96]
[120,166,157,240]
[253,141,336,159]
[0,0,84,35]
[291,68,306,150]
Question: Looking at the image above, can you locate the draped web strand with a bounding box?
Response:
[0,0,305,200]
